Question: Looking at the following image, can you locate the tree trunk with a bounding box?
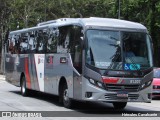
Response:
[0,25,4,74]
[150,0,158,66]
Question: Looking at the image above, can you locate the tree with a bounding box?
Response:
[0,0,11,73]
[1,0,160,67]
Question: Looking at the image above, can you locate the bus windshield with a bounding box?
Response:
[86,30,153,70]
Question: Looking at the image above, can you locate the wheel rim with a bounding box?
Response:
[63,89,69,104]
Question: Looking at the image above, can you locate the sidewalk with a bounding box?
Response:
[0,75,5,81]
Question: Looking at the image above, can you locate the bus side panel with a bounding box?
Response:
[56,53,74,98]
[44,54,57,94]
[31,54,45,92]
[30,54,40,91]
[19,54,35,90]
[16,54,46,92]
[44,54,74,98]
[5,54,14,84]
[73,71,82,100]
[5,54,21,87]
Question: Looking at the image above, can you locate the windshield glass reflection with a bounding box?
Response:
[86,30,153,70]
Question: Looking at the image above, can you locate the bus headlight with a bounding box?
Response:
[89,79,95,84]
[89,79,104,89]
[97,82,103,88]
[141,80,152,90]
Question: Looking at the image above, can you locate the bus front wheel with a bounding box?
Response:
[62,83,73,108]
[112,102,127,110]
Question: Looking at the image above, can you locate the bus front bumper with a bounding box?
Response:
[82,79,152,103]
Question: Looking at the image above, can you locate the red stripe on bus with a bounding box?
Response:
[25,58,31,89]
[102,77,119,84]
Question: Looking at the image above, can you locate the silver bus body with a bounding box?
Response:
[5,17,153,109]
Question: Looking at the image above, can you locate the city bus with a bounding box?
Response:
[5,17,153,109]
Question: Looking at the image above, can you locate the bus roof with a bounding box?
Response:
[81,17,146,30]
[10,17,147,34]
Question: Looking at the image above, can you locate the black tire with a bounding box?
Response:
[62,83,73,108]
[113,102,127,110]
[21,76,29,96]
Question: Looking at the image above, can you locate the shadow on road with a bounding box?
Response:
[9,90,160,116]
[10,90,61,106]
[10,90,115,111]
[10,90,122,111]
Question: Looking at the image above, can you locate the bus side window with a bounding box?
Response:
[57,26,70,53]
[35,29,49,53]
[57,25,83,74]
[9,40,15,54]
[47,28,57,53]
[28,31,36,53]
[20,33,28,54]
[8,34,19,54]
[15,34,21,54]
[42,29,49,53]
[36,30,43,53]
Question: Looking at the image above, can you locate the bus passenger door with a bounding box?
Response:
[72,44,83,100]
[70,25,83,100]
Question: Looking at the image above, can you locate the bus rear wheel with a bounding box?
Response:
[21,76,29,96]
[112,102,127,110]
[62,83,73,108]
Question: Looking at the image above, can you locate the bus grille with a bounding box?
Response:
[104,94,139,100]
[105,84,140,92]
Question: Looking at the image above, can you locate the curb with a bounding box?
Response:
[0,75,5,81]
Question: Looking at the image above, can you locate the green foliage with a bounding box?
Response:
[0,0,160,66]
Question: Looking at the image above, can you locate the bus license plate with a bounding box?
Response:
[117,92,128,98]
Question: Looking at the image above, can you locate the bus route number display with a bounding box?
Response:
[124,63,140,70]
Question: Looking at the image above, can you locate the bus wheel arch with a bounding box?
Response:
[58,77,73,108]
[20,73,25,87]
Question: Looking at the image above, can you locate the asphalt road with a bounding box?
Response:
[0,76,160,120]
